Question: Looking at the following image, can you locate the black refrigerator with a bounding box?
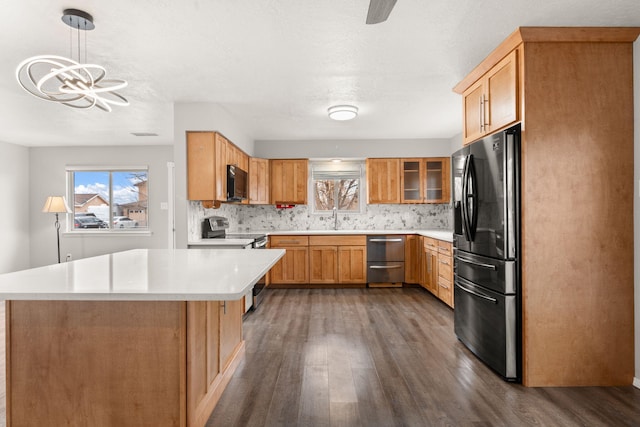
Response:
[452,123,521,381]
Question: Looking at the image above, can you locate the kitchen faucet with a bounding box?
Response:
[333,207,338,230]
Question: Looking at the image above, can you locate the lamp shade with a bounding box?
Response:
[42,196,72,213]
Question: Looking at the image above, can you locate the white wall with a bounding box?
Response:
[29,145,173,267]
[0,142,29,273]
[173,103,255,249]
[254,138,452,159]
[634,38,639,388]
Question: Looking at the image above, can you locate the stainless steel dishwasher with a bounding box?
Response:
[367,235,405,287]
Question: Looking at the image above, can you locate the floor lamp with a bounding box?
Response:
[42,196,72,263]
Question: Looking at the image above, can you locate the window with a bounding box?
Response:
[310,160,364,213]
[67,167,149,231]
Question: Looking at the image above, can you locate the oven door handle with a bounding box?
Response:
[456,277,498,303]
[253,239,267,248]
[369,265,402,269]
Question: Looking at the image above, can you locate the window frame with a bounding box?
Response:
[309,160,366,215]
[65,165,151,234]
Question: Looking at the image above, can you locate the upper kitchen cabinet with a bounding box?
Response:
[187,131,250,206]
[460,50,518,145]
[249,157,270,205]
[400,159,423,203]
[366,158,400,203]
[425,158,450,203]
[454,27,640,387]
[397,158,450,204]
[187,132,224,203]
[270,159,308,204]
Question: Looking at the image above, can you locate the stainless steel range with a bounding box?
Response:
[201,216,268,310]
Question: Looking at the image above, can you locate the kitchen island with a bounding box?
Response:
[0,248,285,427]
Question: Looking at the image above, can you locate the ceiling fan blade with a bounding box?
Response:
[366,0,398,24]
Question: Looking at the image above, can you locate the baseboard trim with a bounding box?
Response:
[633,377,640,389]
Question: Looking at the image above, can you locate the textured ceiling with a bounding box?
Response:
[1,0,639,147]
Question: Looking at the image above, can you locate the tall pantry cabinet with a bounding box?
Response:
[453,27,639,387]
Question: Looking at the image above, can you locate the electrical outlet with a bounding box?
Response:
[66,253,72,262]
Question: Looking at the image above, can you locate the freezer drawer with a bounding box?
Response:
[454,276,519,381]
[367,261,405,283]
[366,235,405,261]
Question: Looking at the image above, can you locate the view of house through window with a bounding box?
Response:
[68,168,149,231]
[311,160,364,213]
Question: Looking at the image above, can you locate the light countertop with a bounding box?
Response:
[0,248,285,301]
[188,238,255,247]
[211,229,453,242]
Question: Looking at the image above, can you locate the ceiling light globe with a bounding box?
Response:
[328,105,358,121]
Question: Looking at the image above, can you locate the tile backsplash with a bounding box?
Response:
[188,201,451,240]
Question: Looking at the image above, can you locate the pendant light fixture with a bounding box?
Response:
[16,9,129,112]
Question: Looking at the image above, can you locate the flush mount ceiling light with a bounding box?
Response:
[16,9,129,112]
[328,105,358,121]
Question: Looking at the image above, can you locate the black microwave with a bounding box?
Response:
[227,164,248,202]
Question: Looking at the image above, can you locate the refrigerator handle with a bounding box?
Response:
[454,254,497,270]
[461,155,472,241]
[456,279,498,304]
[467,155,478,241]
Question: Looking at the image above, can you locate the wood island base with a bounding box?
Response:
[6,299,244,427]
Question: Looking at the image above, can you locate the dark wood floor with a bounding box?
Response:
[207,287,640,427]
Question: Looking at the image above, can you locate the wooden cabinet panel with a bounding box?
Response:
[309,235,366,246]
[338,246,367,284]
[404,235,420,284]
[487,50,518,133]
[249,157,270,204]
[270,235,309,247]
[270,159,308,204]
[187,301,222,427]
[437,240,452,257]
[437,275,453,308]
[463,81,485,144]
[366,158,400,203]
[270,246,309,284]
[219,299,242,371]
[422,237,439,295]
[187,132,216,201]
[214,133,229,201]
[309,246,338,284]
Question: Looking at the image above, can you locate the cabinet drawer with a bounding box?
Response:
[438,275,453,307]
[437,241,452,256]
[269,235,309,247]
[309,235,366,246]
[438,254,452,280]
[423,237,438,250]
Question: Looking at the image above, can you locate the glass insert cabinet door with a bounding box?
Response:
[425,158,450,204]
[401,159,423,203]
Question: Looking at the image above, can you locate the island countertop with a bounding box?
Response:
[0,248,285,301]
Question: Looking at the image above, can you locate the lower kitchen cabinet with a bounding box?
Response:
[270,235,367,286]
[437,246,454,308]
[338,246,367,283]
[404,234,421,284]
[269,236,310,284]
[187,299,244,427]
[309,235,367,285]
[309,246,338,284]
[422,237,439,295]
